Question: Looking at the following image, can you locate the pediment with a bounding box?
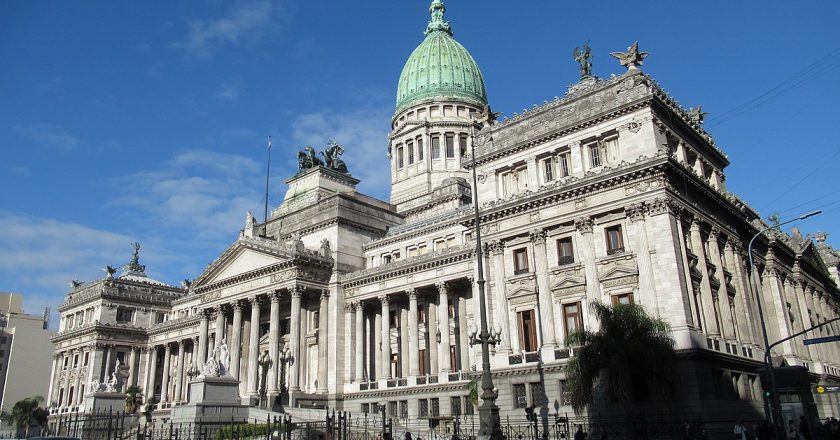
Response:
[550,275,586,291]
[193,239,291,289]
[598,263,639,281]
[799,242,833,279]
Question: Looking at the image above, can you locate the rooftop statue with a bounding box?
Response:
[472,104,502,131]
[573,42,593,79]
[610,41,649,71]
[321,140,349,174]
[296,142,350,175]
[688,106,708,125]
[297,146,324,172]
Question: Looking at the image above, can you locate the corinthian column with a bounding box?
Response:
[575,216,602,307]
[267,292,281,397]
[407,290,420,377]
[317,291,330,393]
[489,241,511,353]
[436,283,450,374]
[354,302,364,382]
[288,288,302,392]
[197,310,210,364]
[707,228,735,340]
[380,295,391,380]
[214,306,226,348]
[627,203,658,314]
[174,340,185,403]
[689,218,720,336]
[246,296,262,397]
[145,346,158,403]
[160,344,171,404]
[530,228,557,349]
[230,301,243,380]
[127,346,138,388]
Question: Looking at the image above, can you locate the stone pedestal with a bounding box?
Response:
[83,392,126,412]
[170,376,249,423]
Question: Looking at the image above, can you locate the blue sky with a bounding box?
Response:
[2,1,839,326]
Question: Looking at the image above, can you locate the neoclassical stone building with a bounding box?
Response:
[50,0,840,424]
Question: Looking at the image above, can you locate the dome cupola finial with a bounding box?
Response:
[425,0,452,37]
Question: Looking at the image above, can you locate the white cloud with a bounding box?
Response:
[0,214,137,319]
[216,82,240,102]
[178,1,283,57]
[17,123,83,150]
[291,108,392,200]
[112,149,264,244]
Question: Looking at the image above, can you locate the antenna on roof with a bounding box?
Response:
[264,136,272,224]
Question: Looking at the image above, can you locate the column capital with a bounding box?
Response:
[435,281,449,294]
[529,228,547,245]
[290,286,304,298]
[214,304,227,316]
[178,339,185,348]
[232,300,244,311]
[379,295,390,306]
[345,302,357,312]
[574,216,594,234]
[625,202,647,223]
[465,276,475,286]
[486,240,504,255]
[249,294,264,307]
[320,290,330,302]
[708,226,720,242]
[200,308,213,319]
[269,291,282,303]
[406,288,418,300]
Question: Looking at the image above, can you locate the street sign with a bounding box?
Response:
[815,385,840,394]
[803,335,840,346]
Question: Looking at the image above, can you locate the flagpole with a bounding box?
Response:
[264,136,272,224]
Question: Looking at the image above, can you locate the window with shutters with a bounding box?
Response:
[518,309,538,352]
[605,225,625,255]
[588,142,602,168]
[557,237,574,265]
[513,248,529,275]
[603,136,620,164]
[417,137,424,161]
[431,136,441,159]
[397,146,404,168]
[445,133,455,158]
[612,292,634,306]
[564,302,583,337]
[499,165,528,197]
[541,157,555,183]
[407,141,414,165]
[558,151,571,177]
[459,134,468,157]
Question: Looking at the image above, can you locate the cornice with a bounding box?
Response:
[148,315,200,335]
[342,244,474,288]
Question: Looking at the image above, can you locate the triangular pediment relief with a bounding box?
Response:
[550,275,586,291]
[507,283,536,299]
[193,238,296,289]
[799,242,833,279]
[598,263,639,281]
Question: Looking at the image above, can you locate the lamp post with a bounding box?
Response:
[277,346,290,411]
[468,116,504,440]
[747,210,820,435]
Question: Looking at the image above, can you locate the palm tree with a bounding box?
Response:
[565,301,677,413]
[8,396,48,437]
[124,386,144,414]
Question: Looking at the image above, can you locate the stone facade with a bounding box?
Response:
[49,0,840,426]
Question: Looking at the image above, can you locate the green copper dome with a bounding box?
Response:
[395,0,487,115]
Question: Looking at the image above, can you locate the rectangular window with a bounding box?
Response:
[604,137,620,164]
[513,384,527,408]
[451,396,462,416]
[464,396,474,415]
[431,136,441,159]
[513,248,529,275]
[84,352,89,366]
[389,401,397,417]
[530,382,547,407]
[518,310,538,352]
[430,398,440,416]
[419,399,428,417]
[589,143,602,168]
[116,307,134,323]
[418,349,426,376]
[435,239,447,251]
[400,400,408,419]
[612,293,634,306]
[406,141,414,165]
[557,237,574,265]
[450,345,457,371]
[417,138,424,161]
[397,146,404,168]
[362,403,370,414]
[558,152,571,177]
[73,354,79,368]
[445,133,455,158]
[605,225,624,255]
[542,157,555,183]
[382,254,392,264]
[459,134,468,157]
[564,302,583,337]
[408,246,418,258]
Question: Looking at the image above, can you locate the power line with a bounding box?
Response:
[760,147,840,211]
[707,47,840,128]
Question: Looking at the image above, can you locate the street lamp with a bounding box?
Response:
[277,346,291,411]
[747,210,820,433]
[469,114,504,440]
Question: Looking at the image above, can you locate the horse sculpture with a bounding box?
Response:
[297,146,324,171]
[320,140,349,174]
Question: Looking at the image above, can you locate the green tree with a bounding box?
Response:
[8,396,48,437]
[124,386,143,413]
[565,301,677,413]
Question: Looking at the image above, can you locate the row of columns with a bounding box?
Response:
[49,343,146,408]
